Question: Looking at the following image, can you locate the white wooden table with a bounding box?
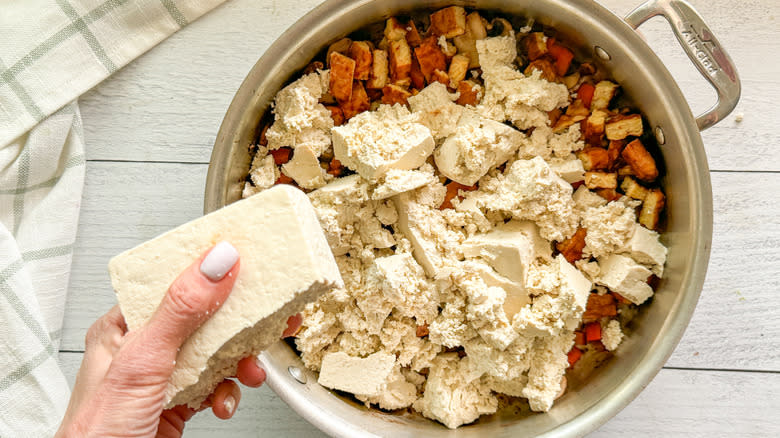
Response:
[58,0,780,436]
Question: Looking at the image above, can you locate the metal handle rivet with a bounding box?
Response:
[594,46,611,61]
[288,366,307,384]
[655,126,666,145]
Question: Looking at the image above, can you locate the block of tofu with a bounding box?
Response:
[318,351,396,396]
[109,185,343,409]
[371,166,437,200]
[281,145,327,189]
[435,111,525,186]
[622,223,667,277]
[596,254,654,305]
[548,157,585,184]
[332,104,435,181]
[462,220,551,284]
[407,82,464,140]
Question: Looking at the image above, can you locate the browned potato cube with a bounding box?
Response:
[583,109,608,145]
[339,81,370,120]
[524,32,548,61]
[607,139,625,168]
[381,84,412,105]
[456,80,482,106]
[348,41,373,80]
[605,114,643,140]
[466,11,487,39]
[640,189,665,229]
[566,99,591,118]
[325,105,345,126]
[329,52,356,102]
[410,55,425,89]
[406,20,422,47]
[585,171,618,189]
[448,54,470,88]
[430,6,467,38]
[389,38,412,82]
[563,72,581,90]
[617,165,635,177]
[415,36,447,83]
[431,69,449,86]
[622,139,659,181]
[591,80,619,110]
[596,188,622,202]
[384,17,407,41]
[553,114,586,133]
[578,147,611,171]
[326,38,352,66]
[525,58,557,82]
[366,49,389,90]
[620,176,649,200]
[556,228,588,263]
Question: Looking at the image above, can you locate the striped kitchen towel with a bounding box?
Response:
[0,0,227,435]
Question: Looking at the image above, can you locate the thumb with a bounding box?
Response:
[115,241,240,379]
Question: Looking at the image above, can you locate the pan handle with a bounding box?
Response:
[625,0,740,131]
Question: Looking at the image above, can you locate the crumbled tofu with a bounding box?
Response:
[245,148,279,194]
[435,110,525,186]
[266,71,333,156]
[282,145,327,189]
[548,156,585,184]
[458,272,517,350]
[371,164,437,200]
[522,332,575,412]
[356,366,418,410]
[461,157,578,242]
[620,223,667,277]
[407,82,465,140]
[476,36,570,129]
[463,260,529,319]
[332,104,435,181]
[597,254,654,305]
[601,319,623,351]
[582,200,638,258]
[366,253,439,323]
[318,351,396,396]
[413,354,498,429]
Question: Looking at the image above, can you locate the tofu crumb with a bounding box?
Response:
[601,319,624,351]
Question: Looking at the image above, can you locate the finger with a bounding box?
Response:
[282,313,303,338]
[116,242,240,377]
[211,380,241,420]
[156,405,197,438]
[236,356,266,388]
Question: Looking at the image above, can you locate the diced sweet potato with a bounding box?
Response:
[432,69,449,85]
[582,109,608,146]
[523,32,548,61]
[405,20,422,47]
[577,82,595,108]
[348,41,373,81]
[620,176,649,200]
[574,331,586,346]
[339,81,370,120]
[578,147,610,171]
[584,322,602,343]
[591,80,619,110]
[640,189,665,230]
[556,228,587,263]
[410,55,425,89]
[416,323,429,337]
[276,173,294,185]
[548,108,562,126]
[447,54,470,88]
[440,181,476,210]
[258,124,269,146]
[524,58,557,82]
[585,171,618,189]
[389,38,412,82]
[381,84,412,105]
[384,17,407,41]
[456,80,481,106]
[366,49,389,89]
[568,347,583,367]
[430,6,467,38]
[270,147,292,165]
[324,105,344,126]
[327,158,343,177]
[606,114,643,140]
[326,38,352,66]
[329,52,356,102]
[547,42,574,76]
[582,293,617,323]
[415,36,447,83]
[622,138,659,181]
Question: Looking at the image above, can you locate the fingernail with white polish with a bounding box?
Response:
[223,394,236,415]
[200,241,239,281]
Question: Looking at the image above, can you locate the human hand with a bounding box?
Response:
[56,242,302,438]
